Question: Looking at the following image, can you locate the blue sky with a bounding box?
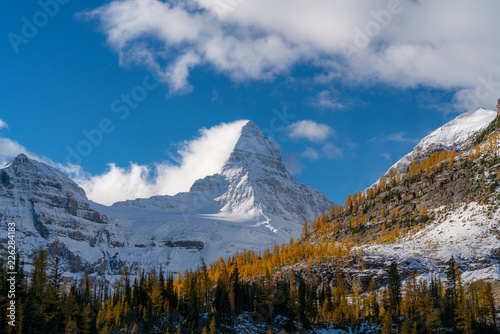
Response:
[1,0,499,205]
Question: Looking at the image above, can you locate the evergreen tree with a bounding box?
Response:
[50,257,63,293]
[387,261,401,315]
[229,264,242,314]
[297,276,311,329]
[444,257,458,327]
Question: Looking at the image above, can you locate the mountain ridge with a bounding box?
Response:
[388,108,497,175]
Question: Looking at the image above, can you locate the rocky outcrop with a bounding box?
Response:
[0,154,114,273]
[0,154,108,238]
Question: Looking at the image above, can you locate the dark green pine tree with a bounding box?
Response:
[214,276,230,323]
[23,289,42,334]
[255,268,274,322]
[24,248,50,333]
[443,256,457,327]
[297,276,311,329]
[229,264,242,314]
[274,279,295,331]
[387,261,401,316]
[49,257,63,292]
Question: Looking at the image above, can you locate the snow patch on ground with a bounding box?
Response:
[360,202,500,282]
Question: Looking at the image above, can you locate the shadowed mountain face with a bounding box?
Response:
[0,154,108,241]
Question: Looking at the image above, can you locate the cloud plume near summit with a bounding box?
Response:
[85,0,500,108]
[72,120,248,205]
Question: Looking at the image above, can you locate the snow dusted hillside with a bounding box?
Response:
[360,202,500,283]
[0,121,332,280]
[390,108,497,173]
[0,153,109,246]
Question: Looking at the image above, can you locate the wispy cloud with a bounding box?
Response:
[321,142,343,159]
[370,132,419,144]
[300,143,343,161]
[0,119,8,130]
[312,90,346,110]
[287,120,334,142]
[380,152,391,160]
[85,0,500,109]
[301,147,319,160]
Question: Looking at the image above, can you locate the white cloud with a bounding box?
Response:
[0,120,45,166]
[313,90,345,110]
[86,0,500,108]
[322,143,343,159]
[287,120,334,142]
[301,147,319,160]
[371,132,419,143]
[72,120,248,205]
[0,137,30,166]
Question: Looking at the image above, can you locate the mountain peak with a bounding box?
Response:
[416,108,497,150]
[114,119,332,222]
[13,152,29,161]
[2,153,88,199]
[388,107,497,174]
[2,153,31,169]
[231,120,282,162]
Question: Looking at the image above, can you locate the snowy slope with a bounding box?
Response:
[97,205,302,275]
[360,202,500,283]
[390,108,497,173]
[355,121,500,285]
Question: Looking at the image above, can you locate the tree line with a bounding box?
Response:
[1,249,497,333]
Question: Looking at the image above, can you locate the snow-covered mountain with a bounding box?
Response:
[114,121,332,222]
[389,108,497,174]
[0,154,112,272]
[0,121,332,280]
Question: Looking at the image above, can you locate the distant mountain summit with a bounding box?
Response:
[114,120,332,222]
[0,154,111,273]
[389,108,497,174]
[0,153,108,241]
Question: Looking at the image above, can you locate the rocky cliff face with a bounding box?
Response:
[0,154,113,272]
[0,154,108,240]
